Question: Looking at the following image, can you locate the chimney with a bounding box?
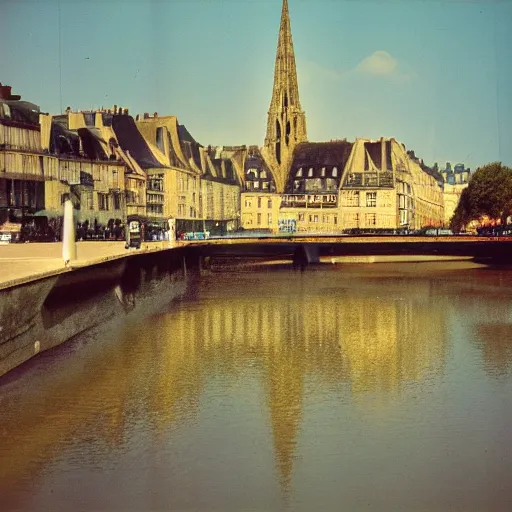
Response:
[144,113,149,119]
[124,108,129,115]
[114,104,118,114]
[154,112,158,118]
[136,114,140,121]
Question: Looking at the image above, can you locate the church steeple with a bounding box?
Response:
[264,0,307,173]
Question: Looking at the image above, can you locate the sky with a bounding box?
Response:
[2,0,512,170]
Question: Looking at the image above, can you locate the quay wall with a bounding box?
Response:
[0,246,202,378]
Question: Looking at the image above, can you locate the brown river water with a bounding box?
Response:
[1,261,511,511]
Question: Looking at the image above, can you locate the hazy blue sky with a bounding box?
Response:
[2,0,511,170]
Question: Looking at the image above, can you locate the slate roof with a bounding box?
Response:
[49,121,80,156]
[290,141,353,168]
[364,140,392,171]
[112,114,165,169]
[0,100,40,125]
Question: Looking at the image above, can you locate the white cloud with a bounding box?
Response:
[355,50,417,83]
[299,51,416,87]
[356,50,398,76]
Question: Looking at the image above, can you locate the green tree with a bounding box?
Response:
[450,162,512,230]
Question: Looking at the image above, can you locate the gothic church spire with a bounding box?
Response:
[264,0,307,176]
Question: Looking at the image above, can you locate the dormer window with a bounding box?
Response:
[260,170,267,179]
[247,168,258,179]
[308,168,313,177]
[321,167,326,177]
[296,167,303,177]
[332,167,338,177]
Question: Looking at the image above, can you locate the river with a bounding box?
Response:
[1,261,511,511]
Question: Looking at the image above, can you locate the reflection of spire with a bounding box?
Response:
[265,340,305,493]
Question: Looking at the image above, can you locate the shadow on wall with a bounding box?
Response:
[0,247,197,379]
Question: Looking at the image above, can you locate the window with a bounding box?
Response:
[126,190,138,204]
[244,199,252,208]
[332,167,338,177]
[334,215,338,225]
[366,192,377,207]
[258,197,262,208]
[262,182,269,190]
[366,213,377,226]
[260,170,267,179]
[296,168,303,177]
[86,190,94,210]
[156,127,165,152]
[98,193,109,211]
[298,213,305,221]
[148,204,163,215]
[267,199,272,209]
[257,213,262,225]
[113,192,121,210]
[253,181,260,189]
[346,191,360,207]
[268,213,272,225]
[321,167,326,177]
[308,167,314,177]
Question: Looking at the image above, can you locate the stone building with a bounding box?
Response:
[438,162,471,225]
[0,84,54,221]
[116,112,241,235]
[239,0,445,233]
[43,107,147,230]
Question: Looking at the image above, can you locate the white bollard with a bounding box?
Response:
[62,198,76,264]
[168,217,176,248]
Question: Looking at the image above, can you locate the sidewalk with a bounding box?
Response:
[0,241,174,290]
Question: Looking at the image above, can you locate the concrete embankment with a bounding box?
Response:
[0,242,198,378]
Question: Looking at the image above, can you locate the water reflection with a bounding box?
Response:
[136,271,449,491]
[3,264,512,510]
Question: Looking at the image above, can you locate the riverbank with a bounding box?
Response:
[0,242,193,377]
[0,241,177,290]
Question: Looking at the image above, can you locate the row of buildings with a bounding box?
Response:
[1,0,470,238]
[0,82,240,238]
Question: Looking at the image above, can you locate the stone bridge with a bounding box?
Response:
[186,235,512,265]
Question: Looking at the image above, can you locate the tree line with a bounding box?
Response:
[450,162,512,232]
